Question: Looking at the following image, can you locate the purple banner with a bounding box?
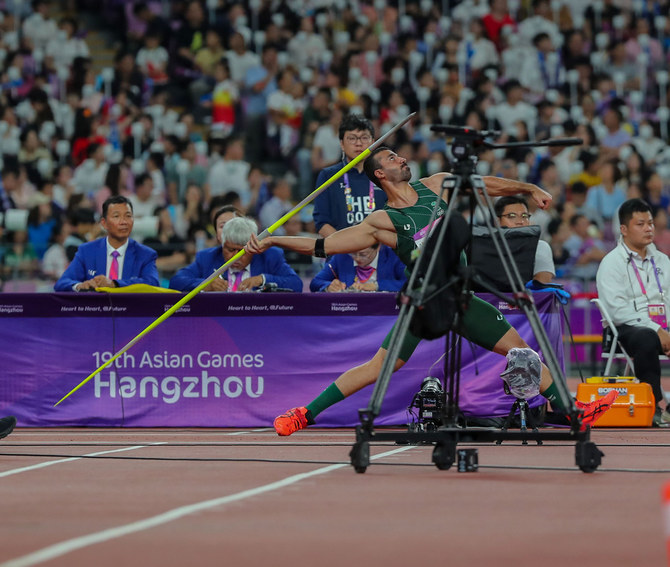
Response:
[0,292,563,427]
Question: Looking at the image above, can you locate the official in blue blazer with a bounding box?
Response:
[55,196,159,291]
[310,243,406,292]
[169,216,303,292]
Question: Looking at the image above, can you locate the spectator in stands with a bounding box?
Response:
[146,152,167,203]
[493,195,555,284]
[206,135,251,209]
[266,68,304,160]
[169,216,302,292]
[585,159,627,240]
[22,0,57,51]
[0,167,20,213]
[653,207,670,257]
[27,191,59,259]
[632,121,665,166]
[596,199,670,426]
[51,165,75,211]
[311,105,344,173]
[517,0,562,48]
[310,243,406,292]
[243,43,279,162]
[64,207,96,261]
[482,0,517,51]
[188,29,226,112]
[208,59,239,136]
[136,31,170,89]
[210,205,243,245]
[55,195,159,291]
[3,229,39,280]
[18,127,52,186]
[129,173,161,218]
[94,162,131,215]
[166,141,209,205]
[130,2,171,50]
[312,114,386,237]
[519,32,564,102]
[259,177,293,235]
[42,221,70,281]
[45,16,89,70]
[111,50,145,107]
[458,18,499,77]
[492,79,535,137]
[600,102,631,153]
[547,217,570,275]
[225,31,260,87]
[286,15,328,69]
[72,142,108,198]
[143,206,187,275]
[563,213,608,280]
[570,181,604,231]
[171,182,208,241]
[172,0,210,82]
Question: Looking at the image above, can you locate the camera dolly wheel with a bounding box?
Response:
[432,440,456,470]
[350,440,370,474]
[575,440,604,473]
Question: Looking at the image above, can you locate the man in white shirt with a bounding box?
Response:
[596,198,670,426]
[517,0,562,48]
[129,173,161,218]
[206,136,251,207]
[519,32,564,103]
[492,79,536,137]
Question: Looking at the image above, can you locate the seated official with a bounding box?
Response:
[494,196,555,283]
[310,243,406,292]
[55,196,159,292]
[596,198,670,427]
[169,216,303,292]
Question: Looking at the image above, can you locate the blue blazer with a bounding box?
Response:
[54,238,159,291]
[310,245,407,292]
[169,245,303,292]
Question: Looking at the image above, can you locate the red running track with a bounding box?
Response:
[0,427,669,567]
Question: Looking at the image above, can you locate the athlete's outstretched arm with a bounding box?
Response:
[420,172,552,210]
[481,176,552,209]
[246,211,395,257]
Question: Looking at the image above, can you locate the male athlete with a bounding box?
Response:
[246,147,616,435]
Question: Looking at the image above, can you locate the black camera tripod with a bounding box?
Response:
[349,125,604,473]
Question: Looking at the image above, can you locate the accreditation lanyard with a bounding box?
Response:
[629,254,668,329]
[343,171,375,212]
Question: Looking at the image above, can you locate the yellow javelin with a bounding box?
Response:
[54,113,416,407]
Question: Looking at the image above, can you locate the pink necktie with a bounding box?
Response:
[109,250,120,280]
[230,271,243,291]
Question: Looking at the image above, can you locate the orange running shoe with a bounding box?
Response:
[575,389,619,428]
[274,407,312,436]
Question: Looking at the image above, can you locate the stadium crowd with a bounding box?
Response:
[0,0,669,293]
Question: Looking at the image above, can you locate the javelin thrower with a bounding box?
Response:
[246,146,617,435]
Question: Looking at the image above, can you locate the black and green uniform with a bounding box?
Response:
[380,180,511,360]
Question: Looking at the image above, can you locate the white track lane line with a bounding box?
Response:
[0,445,415,567]
[0,444,166,478]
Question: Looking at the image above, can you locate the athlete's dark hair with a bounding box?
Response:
[363,146,391,188]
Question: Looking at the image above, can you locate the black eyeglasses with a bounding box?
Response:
[343,134,373,144]
[500,213,531,220]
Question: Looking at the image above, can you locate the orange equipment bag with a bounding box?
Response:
[576,377,654,427]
